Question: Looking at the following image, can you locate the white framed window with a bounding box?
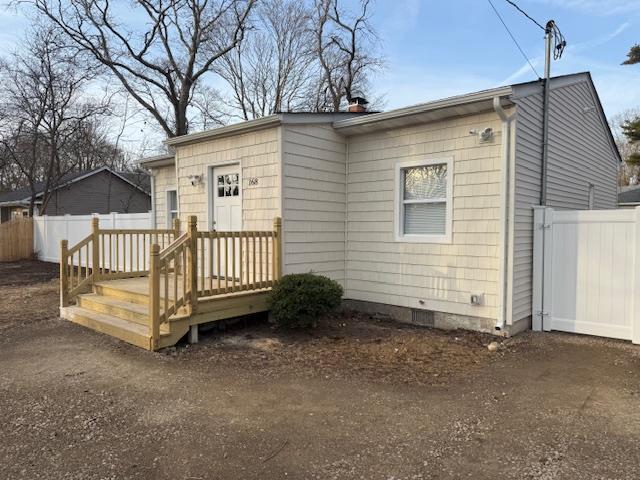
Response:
[394,158,453,243]
[166,189,178,227]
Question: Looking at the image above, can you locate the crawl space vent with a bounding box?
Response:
[411,309,434,327]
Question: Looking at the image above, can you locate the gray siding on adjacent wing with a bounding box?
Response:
[510,75,619,322]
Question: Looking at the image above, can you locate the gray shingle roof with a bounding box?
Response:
[618,185,640,204]
[0,170,89,205]
[0,167,151,205]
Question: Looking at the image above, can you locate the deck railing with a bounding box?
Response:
[60,214,282,349]
[60,233,95,307]
[194,224,280,297]
[96,219,180,279]
[60,218,180,306]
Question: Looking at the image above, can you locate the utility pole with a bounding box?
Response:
[540,20,554,206]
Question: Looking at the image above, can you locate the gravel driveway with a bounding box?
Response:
[1,260,639,479]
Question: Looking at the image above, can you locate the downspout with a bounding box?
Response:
[149,172,157,229]
[493,96,515,331]
[344,139,349,291]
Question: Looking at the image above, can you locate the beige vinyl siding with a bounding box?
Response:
[152,165,177,229]
[345,111,505,320]
[282,124,347,284]
[174,127,281,231]
[511,76,619,322]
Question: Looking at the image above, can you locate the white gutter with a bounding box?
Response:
[334,86,513,131]
[165,115,281,147]
[493,96,515,332]
[149,174,157,229]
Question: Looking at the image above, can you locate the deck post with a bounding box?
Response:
[149,243,160,348]
[91,217,100,282]
[188,325,199,344]
[173,217,181,237]
[187,215,198,314]
[60,240,69,308]
[273,217,282,281]
[173,217,181,274]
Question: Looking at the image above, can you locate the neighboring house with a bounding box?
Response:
[618,184,640,208]
[0,166,151,222]
[139,72,620,337]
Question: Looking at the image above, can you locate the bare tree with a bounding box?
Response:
[610,108,640,186]
[0,26,109,214]
[190,83,230,129]
[312,0,382,112]
[216,0,314,119]
[28,0,256,137]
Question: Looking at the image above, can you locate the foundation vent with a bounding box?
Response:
[411,309,434,327]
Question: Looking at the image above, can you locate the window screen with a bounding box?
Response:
[401,164,447,236]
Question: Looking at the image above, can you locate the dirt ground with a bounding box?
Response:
[1,261,640,479]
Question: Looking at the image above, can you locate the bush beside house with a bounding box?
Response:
[268,273,343,328]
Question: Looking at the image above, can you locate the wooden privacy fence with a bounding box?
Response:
[0,217,33,262]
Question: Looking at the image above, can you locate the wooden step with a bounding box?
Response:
[61,306,158,350]
[93,281,149,305]
[77,293,149,325]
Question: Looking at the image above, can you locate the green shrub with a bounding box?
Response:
[268,273,343,328]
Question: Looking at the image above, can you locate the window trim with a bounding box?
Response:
[166,189,178,228]
[394,158,453,244]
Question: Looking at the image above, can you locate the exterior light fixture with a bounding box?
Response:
[188,174,202,187]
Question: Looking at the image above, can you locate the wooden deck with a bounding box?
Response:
[59,216,281,351]
[61,275,271,350]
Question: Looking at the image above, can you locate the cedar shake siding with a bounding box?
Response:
[343,111,505,321]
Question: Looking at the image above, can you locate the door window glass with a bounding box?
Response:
[217,173,239,197]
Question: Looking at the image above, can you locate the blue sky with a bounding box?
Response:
[369,0,640,116]
[1,0,639,122]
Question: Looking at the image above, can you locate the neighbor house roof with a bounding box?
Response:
[0,166,150,207]
[618,185,640,206]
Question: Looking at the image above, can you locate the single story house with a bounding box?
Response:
[0,166,151,222]
[618,184,640,208]
[139,72,620,336]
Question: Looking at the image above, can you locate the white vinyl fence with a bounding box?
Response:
[533,206,640,344]
[34,212,153,264]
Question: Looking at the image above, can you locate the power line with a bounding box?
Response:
[487,0,541,78]
[504,0,546,31]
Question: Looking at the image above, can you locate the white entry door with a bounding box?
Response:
[209,164,242,282]
[210,164,241,231]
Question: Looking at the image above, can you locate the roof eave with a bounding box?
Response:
[137,153,176,168]
[164,115,282,148]
[0,200,34,207]
[333,86,513,134]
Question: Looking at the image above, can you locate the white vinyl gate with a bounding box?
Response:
[532,206,640,344]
